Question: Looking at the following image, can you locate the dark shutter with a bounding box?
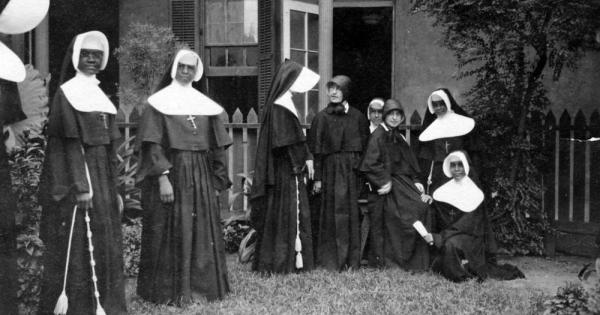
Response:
[171,0,196,49]
[258,0,275,113]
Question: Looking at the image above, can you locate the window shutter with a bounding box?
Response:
[258,0,275,113]
[171,0,196,49]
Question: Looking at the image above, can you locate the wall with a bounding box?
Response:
[394,2,600,123]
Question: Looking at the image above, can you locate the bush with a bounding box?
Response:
[10,133,46,315]
[544,282,591,315]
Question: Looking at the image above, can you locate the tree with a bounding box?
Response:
[412,0,600,254]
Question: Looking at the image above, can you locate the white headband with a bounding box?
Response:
[443,151,470,178]
[171,49,203,82]
[427,90,452,114]
[72,31,109,71]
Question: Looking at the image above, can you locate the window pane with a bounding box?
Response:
[206,0,257,45]
[206,0,225,24]
[308,52,318,72]
[246,47,258,66]
[210,47,227,66]
[290,50,305,66]
[290,10,305,50]
[308,13,318,51]
[227,47,244,66]
[208,76,258,121]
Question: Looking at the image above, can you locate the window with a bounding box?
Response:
[283,1,319,124]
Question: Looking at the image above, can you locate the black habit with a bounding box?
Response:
[307,97,370,271]
[250,60,316,273]
[359,124,432,270]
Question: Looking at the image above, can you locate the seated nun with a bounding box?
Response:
[429,151,525,282]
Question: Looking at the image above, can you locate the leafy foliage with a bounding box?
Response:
[116,135,142,221]
[10,133,46,314]
[114,22,188,115]
[412,0,600,254]
[544,282,591,315]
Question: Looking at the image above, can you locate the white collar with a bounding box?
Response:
[433,176,484,212]
[343,101,349,113]
[274,90,298,119]
[369,122,379,133]
[418,112,474,141]
[148,81,224,116]
[380,123,406,141]
[60,72,116,114]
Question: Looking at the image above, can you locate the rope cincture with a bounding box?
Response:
[85,209,107,315]
[53,205,78,315]
[294,176,303,269]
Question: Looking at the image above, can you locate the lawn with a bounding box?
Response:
[125,254,590,315]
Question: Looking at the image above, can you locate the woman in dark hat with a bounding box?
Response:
[430,150,524,282]
[136,49,232,305]
[250,60,319,274]
[307,75,370,271]
[38,30,127,315]
[359,99,433,271]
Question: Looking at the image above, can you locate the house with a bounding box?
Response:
[3,0,600,255]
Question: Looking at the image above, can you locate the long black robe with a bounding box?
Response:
[0,79,26,315]
[39,88,127,315]
[359,125,431,270]
[250,60,314,274]
[136,105,231,304]
[307,104,369,270]
[431,180,525,282]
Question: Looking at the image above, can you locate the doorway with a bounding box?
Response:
[332,7,392,114]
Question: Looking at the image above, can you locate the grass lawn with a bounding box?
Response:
[126,254,590,315]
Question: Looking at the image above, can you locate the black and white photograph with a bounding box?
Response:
[2,0,600,314]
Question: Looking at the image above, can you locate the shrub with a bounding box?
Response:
[544,282,591,315]
[10,133,46,315]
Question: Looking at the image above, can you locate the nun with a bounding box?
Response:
[367,97,384,133]
[1,1,49,313]
[359,99,433,271]
[136,49,232,304]
[38,31,127,315]
[416,88,478,194]
[430,151,524,282]
[250,60,319,274]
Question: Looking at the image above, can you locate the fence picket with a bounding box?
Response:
[573,111,587,223]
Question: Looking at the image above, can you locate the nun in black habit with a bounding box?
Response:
[359,99,433,271]
[430,151,525,282]
[38,31,127,315]
[0,1,49,313]
[250,60,320,274]
[136,49,232,304]
[307,75,370,271]
[416,88,479,194]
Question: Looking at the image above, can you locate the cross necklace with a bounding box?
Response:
[98,113,109,129]
[187,115,197,129]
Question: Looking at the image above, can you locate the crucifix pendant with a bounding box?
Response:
[187,115,197,129]
[98,113,109,129]
[445,141,450,154]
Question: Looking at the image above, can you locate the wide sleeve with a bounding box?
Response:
[210,147,231,191]
[433,208,484,248]
[286,142,312,175]
[135,107,172,183]
[44,90,90,200]
[358,131,391,188]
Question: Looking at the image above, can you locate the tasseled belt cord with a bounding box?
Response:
[294,176,303,269]
[54,147,106,315]
[53,206,107,315]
